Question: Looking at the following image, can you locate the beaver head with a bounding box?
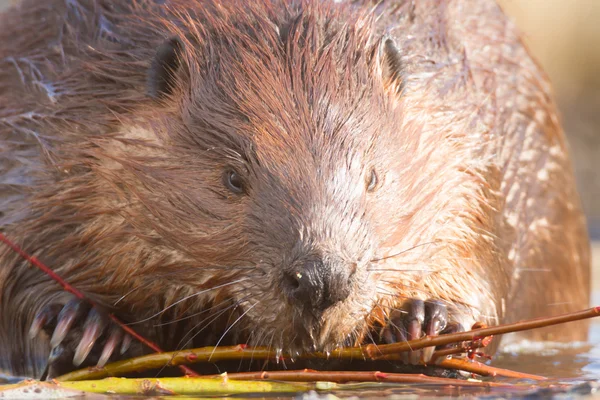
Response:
[127,2,411,353]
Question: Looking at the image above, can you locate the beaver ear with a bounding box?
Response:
[147,36,185,99]
[381,38,404,95]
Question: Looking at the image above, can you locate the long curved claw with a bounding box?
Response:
[73,308,106,367]
[50,298,87,348]
[421,300,448,362]
[29,304,62,339]
[97,326,123,367]
[381,298,456,365]
[403,299,425,364]
[120,333,132,355]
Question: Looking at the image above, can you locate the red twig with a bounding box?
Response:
[437,358,546,381]
[207,369,509,387]
[362,306,600,358]
[0,232,198,377]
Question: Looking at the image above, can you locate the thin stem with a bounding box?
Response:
[205,369,508,387]
[437,359,546,381]
[362,307,600,358]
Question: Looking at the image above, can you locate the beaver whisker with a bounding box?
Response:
[374,293,434,309]
[367,267,437,273]
[196,265,259,270]
[113,282,151,306]
[265,330,277,361]
[277,330,289,370]
[374,304,406,315]
[127,277,249,325]
[475,313,499,322]
[364,328,379,348]
[374,290,476,311]
[287,333,299,353]
[368,260,455,269]
[153,291,255,327]
[378,280,434,292]
[173,297,248,353]
[369,241,440,263]
[375,285,399,297]
[353,328,364,348]
[241,329,264,371]
[153,298,250,377]
[208,301,260,361]
[113,271,214,306]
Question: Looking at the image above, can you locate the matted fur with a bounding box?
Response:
[0,0,589,377]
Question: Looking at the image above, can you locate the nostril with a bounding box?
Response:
[282,261,324,310]
[283,271,301,291]
[281,259,355,313]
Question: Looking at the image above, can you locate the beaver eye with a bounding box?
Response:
[366,168,378,192]
[223,169,245,194]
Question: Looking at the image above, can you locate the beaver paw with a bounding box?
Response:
[380,299,463,365]
[30,298,131,378]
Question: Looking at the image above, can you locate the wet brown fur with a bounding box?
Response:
[0,0,590,377]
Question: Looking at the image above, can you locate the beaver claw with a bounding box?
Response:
[381,299,464,364]
[30,298,131,377]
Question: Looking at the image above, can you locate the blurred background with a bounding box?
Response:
[498,0,600,300]
[1,0,599,291]
[499,0,600,236]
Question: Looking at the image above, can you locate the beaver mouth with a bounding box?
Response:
[272,308,358,354]
[237,267,372,353]
[280,324,336,354]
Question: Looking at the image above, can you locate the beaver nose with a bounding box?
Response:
[282,260,353,314]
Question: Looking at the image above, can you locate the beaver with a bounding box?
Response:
[0,0,590,378]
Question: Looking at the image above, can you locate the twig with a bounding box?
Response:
[0,232,198,377]
[55,341,545,382]
[379,336,490,361]
[361,306,600,358]
[56,345,271,381]
[56,376,310,395]
[55,373,508,395]
[437,359,546,381]
[203,369,508,387]
[375,339,545,381]
[56,302,600,381]
[54,373,510,395]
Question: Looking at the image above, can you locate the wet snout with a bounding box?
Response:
[281,258,355,316]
